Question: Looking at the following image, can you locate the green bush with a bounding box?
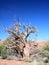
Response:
[7,56,13,60]
[7,55,18,60]
[43,45,49,51]
[43,41,49,51]
[42,50,49,58]
[20,57,32,62]
[0,45,3,56]
[43,57,48,63]
[1,48,7,59]
[0,44,7,59]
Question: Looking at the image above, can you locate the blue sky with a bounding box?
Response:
[0,0,49,41]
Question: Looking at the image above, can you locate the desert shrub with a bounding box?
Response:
[33,59,46,65]
[43,45,49,51]
[43,57,48,63]
[20,57,32,62]
[32,49,41,54]
[7,55,18,60]
[4,38,14,46]
[0,44,7,59]
[37,62,46,65]
[42,50,49,57]
[1,48,7,59]
[0,45,3,55]
[7,56,13,60]
[43,41,49,51]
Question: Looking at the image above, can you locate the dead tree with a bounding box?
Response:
[5,19,37,57]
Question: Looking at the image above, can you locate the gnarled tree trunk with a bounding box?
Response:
[5,19,37,58]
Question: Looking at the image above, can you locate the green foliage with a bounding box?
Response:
[7,56,13,60]
[1,48,7,59]
[5,38,14,45]
[43,45,49,51]
[7,55,18,60]
[20,57,32,62]
[0,45,3,56]
[43,57,48,63]
[0,44,7,59]
[43,41,49,51]
[42,50,49,57]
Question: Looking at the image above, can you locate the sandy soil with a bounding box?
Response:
[0,59,33,65]
[0,59,49,65]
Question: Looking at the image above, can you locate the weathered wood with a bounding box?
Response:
[5,20,37,57]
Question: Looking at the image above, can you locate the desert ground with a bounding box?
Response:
[0,59,33,65]
[0,59,49,65]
